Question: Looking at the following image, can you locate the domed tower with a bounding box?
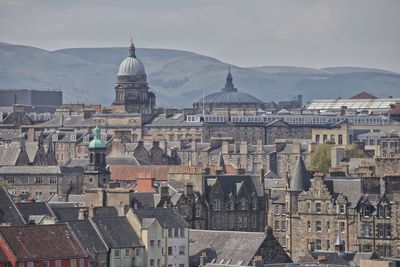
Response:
[85,126,109,188]
[113,40,156,113]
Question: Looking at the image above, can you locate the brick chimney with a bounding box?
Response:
[135,172,155,192]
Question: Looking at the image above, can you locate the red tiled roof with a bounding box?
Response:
[349,92,378,99]
[209,164,238,175]
[109,165,172,181]
[0,224,85,260]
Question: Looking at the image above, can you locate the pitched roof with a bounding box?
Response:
[0,166,60,175]
[349,92,378,99]
[289,156,311,192]
[109,165,171,181]
[67,220,108,256]
[132,192,156,208]
[189,230,266,266]
[0,187,25,225]
[134,208,187,228]
[93,216,141,248]
[0,224,85,260]
[207,175,261,198]
[51,206,81,221]
[15,202,52,223]
[0,143,20,166]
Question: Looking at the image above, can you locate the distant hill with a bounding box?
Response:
[0,42,399,107]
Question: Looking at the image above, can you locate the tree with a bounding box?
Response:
[345,144,367,158]
[308,144,334,175]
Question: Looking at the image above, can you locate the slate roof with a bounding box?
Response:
[189,230,266,266]
[51,206,81,221]
[93,207,119,218]
[207,175,261,199]
[132,192,156,208]
[0,224,85,260]
[0,166,61,174]
[289,156,311,192]
[134,208,188,228]
[147,114,203,127]
[310,251,356,266]
[324,178,361,207]
[0,187,25,225]
[0,143,20,166]
[67,220,108,256]
[0,129,20,142]
[109,165,171,181]
[93,216,141,248]
[15,202,52,223]
[107,156,140,165]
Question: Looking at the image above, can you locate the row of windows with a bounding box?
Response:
[213,199,258,211]
[306,220,345,233]
[167,228,185,238]
[19,259,84,267]
[304,202,346,214]
[211,215,258,229]
[4,176,58,184]
[361,223,391,238]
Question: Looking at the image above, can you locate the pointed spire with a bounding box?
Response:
[289,156,311,192]
[216,153,226,174]
[128,38,136,58]
[223,67,236,91]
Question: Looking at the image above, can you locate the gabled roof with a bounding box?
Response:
[349,92,378,99]
[132,192,156,208]
[289,156,311,192]
[67,220,108,256]
[0,224,85,260]
[134,208,187,228]
[189,230,275,266]
[15,202,52,223]
[209,175,260,199]
[0,187,25,225]
[51,206,81,221]
[93,216,141,248]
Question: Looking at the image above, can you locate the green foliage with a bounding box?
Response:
[308,144,334,175]
[0,180,9,189]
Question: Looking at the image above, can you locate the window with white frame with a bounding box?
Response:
[179,245,185,255]
[70,259,77,267]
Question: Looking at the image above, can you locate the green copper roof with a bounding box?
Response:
[89,126,106,149]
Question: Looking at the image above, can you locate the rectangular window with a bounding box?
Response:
[150,259,154,266]
[307,221,311,232]
[179,264,185,267]
[168,246,173,256]
[125,248,130,257]
[275,220,280,231]
[326,240,331,250]
[71,259,77,267]
[55,260,61,267]
[35,191,43,201]
[340,222,345,233]
[316,203,321,213]
[195,208,201,218]
[114,249,120,258]
[19,263,24,267]
[28,263,33,267]
[50,177,57,184]
[179,245,185,255]
[339,204,345,214]
[180,228,185,238]
[43,262,49,267]
[157,240,161,246]
[326,221,331,232]
[281,220,286,231]
[35,176,43,184]
[174,228,179,238]
[150,240,155,246]
[79,259,84,267]
[168,228,173,238]
[275,205,280,215]
[6,176,15,184]
[316,239,322,250]
[316,221,322,232]
[241,199,246,210]
[21,176,29,184]
[135,248,140,256]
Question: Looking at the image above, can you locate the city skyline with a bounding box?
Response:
[1,0,400,72]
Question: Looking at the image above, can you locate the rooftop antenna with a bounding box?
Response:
[202,89,205,116]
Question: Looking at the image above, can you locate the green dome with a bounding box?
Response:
[89,126,106,149]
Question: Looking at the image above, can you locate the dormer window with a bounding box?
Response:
[362,205,371,217]
[229,199,234,211]
[241,199,246,211]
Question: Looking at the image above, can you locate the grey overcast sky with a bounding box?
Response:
[1,0,400,72]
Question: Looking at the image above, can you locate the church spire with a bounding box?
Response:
[128,38,136,58]
[223,67,236,91]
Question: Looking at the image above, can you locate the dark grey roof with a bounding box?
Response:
[269,189,286,204]
[147,114,202,127]
[134,208,187,228]
[93,217,141,248]
[64,158,90,168]
[207,175,261,199]
[310,251,355,266]
[16,202,52,223]
[51,206,80,221]
[289,156,311,192]
[107,156,140,165]
[67,220,108,256]
[59,166,85,174]
[93,207,119,218]
[324,178,361,207]
[132,192,156,208]
[0,166,61,175]
[189,230,266,266]
[0,187,25,225]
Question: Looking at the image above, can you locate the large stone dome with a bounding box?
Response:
[117,41,146,76]
[197,70,263,105]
